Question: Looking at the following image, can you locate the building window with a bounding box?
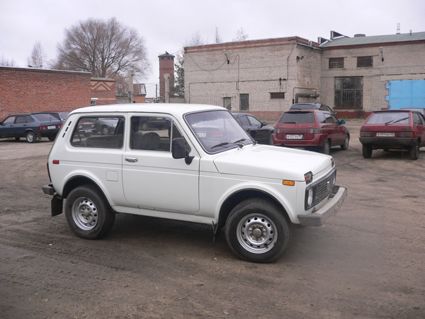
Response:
[240,94,249,111]
[270,92,285,99]
[357,56,373,68]
[334,77,363,109]
[329,57,344,69]
[223,97,232,110]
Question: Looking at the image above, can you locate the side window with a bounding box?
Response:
[238,116,250,127]
[247,116,262,128]
[130,116,171,151]
[15,116,27,124]
[3,116,15,124]
[413,113,422,125]
[316,112,327,123]
[71,116,124,148]
[325,114,336,124]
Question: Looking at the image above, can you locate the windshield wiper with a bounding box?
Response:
[211,142,231,149]
[232,138,249,148]
[385,117,409,125]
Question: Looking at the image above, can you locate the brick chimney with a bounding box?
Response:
[158,51,175,102]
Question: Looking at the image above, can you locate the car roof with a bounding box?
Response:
[290,103,322,108]
[285,109,316,113]
[372,110,412,113]
[70,103,225,117]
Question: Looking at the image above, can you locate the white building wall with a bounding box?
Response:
[320,43,425,112]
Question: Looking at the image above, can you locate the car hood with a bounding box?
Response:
[213,144,333,181]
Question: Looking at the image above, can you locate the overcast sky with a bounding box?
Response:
[1,0,424,97]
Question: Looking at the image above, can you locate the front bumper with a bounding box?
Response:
[298,185,347,226]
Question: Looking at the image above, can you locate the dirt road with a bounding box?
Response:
[0,123,424,319]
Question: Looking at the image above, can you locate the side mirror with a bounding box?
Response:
[172,137,194,164]
[337,119,346,125]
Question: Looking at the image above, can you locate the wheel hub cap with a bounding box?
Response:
[72,197,98,231]
[236,213,277,254]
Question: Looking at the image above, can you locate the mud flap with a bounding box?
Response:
[51,195,63,216]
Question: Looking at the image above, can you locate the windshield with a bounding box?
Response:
[185,110,253,153]
[367,112,410,125]
[279,112,315,124]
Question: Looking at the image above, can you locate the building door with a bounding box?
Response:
[387,80,425,109]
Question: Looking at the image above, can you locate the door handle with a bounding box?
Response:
[125,157,138,163]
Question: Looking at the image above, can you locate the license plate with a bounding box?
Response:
[286,134,303,140]
[376,132,395,137]
[47,125,56,129]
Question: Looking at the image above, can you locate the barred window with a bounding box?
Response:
[270,92,285,99]
[329,57,344,69]
[334,77,363,109]
[357,56,373,67]
[240,94,249,111]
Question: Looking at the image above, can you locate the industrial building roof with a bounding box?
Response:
[321,31,425,48]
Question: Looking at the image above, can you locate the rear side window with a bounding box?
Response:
[3,116,16,124]
[33,114,57,122]
[279,112,315,124]
[71,116,124,148]
[366,112,410,125]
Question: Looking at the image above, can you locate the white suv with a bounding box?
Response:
[43,103,347,262]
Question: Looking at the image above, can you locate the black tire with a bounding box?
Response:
[224,198,290,263]
[341,135,350,150]
[48,136,56,141]
[409,142,419,160]
[65,185,115,239]
[321,140,330,154]
[362,144,372,158]
[15,137,20,142]
[25,131,36,143]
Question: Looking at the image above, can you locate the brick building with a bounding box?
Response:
[184,31,425,120]
[0,67,117,120]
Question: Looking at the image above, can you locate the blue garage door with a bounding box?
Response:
[386,80,425,109]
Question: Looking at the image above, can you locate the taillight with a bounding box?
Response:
[39,125,48,131]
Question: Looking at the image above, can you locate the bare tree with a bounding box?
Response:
[55,17,149,78]
[28,42,44,68]
[233,28,249,41]
[0,56,15,66]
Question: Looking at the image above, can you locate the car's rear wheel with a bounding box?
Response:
[321,140,330,154]
[362,144,372,158]
[341,135,350,150]
[65,185,115,239]
[225,198,290,263]
[25,131,36,143]
[409,142,419,160]
[48,136,56,141]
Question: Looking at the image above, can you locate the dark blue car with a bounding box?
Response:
[0,113,62,143]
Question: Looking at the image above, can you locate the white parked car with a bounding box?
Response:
[42,104,347,262]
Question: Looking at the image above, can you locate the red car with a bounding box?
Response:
[272,110,350,154]
[359,110,425,160]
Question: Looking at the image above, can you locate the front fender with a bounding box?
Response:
[215,181,298,224]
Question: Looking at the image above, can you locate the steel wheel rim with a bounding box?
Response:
[27,133,34,143]
[72,197,98,231]
[236,213,277,254]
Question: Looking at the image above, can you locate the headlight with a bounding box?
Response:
[307,188,314,207]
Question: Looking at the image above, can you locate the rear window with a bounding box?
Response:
[366,112,410,125]
[279,112,315,124]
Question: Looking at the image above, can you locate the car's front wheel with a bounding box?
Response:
[65,185,115,239]
[225,198,290,263]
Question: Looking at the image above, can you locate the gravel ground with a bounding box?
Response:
[0,122,424,319]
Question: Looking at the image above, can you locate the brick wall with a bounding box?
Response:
[0,67,91,120]
[90,78,116,105]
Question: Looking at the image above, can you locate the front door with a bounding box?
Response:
[122,114,199,213]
